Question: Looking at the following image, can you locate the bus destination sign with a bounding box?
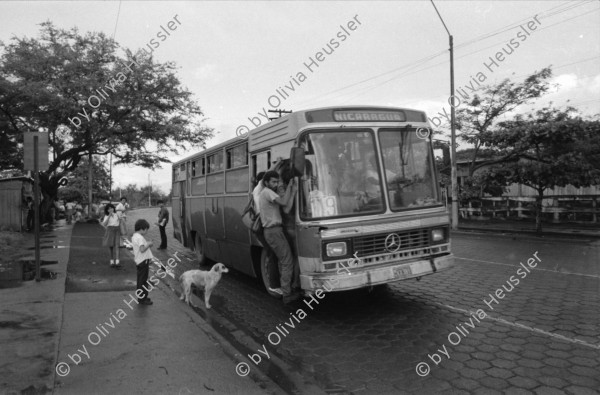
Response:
[333,110,406,122]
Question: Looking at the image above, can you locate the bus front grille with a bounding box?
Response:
[353,229,430,257]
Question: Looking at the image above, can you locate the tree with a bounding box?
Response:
[0,22,213,218]
[458,167,509,203]
[114,183,168,207]
[453,148,508,201]
[58,156,111,202]
[491,107,600,233]
[455,67,553,177]
[0,119,22,171]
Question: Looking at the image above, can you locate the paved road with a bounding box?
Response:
[127,208,600,394]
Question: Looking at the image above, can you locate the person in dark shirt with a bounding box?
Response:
[25,197,34,231]
[156,200,169,249]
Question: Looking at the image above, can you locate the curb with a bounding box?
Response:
[454,226,600,240]
[47,225,73,395]
[161,278,326,395]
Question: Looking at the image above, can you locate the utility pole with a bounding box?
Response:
[148,173,152,207]
[431,0,459,230]
[88,152,93,219]
[267,109,292,121]
[24,131,48,282]
[109,153,112,201]
[33,136,41,281]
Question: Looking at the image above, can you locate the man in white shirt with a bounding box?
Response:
[259,171,298,304]
[252,171,280,294]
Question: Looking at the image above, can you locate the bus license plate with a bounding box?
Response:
[393,266,412,279]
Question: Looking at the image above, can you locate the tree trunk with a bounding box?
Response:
[468,141,481,178]
[535,188,544,234]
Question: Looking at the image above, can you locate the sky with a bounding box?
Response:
[1,1,599,194]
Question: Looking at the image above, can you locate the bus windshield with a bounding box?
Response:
[379,128,440,211]
[299,130,385,219]
[298,128,440,219]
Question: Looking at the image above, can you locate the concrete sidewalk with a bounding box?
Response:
[0,221,282,395]
[0,224,70,395]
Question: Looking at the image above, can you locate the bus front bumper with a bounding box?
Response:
[299,254,454,293]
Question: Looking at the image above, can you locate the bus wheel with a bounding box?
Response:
[260,249,281,299]
[365,284,388,296]
[194,233,207,265]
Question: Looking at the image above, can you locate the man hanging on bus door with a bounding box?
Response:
[258,170,299,304]
[252,171,280,294]
[277,160,301,293]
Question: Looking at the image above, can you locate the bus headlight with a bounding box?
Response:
[431,228,445,243]
[326,242,347,257]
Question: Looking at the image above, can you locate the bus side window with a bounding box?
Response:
[251,151,271,187]
[251,155,258,185]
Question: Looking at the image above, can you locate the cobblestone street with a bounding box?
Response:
[127,208,600,394]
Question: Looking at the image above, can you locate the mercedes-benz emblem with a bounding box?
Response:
[384,233,401,253]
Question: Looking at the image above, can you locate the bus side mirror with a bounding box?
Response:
[290,147,305,177]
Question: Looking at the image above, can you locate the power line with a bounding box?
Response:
[290,1,599,109]
[392,55,600,108]
[291,49,448,108]
[307,3,600,107]
[455,0,594,50]
[509,55,600,80]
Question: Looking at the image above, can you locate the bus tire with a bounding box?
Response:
[193,233,207,266]
[365,284,388,296]
[260,249,281,299]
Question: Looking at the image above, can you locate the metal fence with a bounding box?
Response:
[459,195,599,224]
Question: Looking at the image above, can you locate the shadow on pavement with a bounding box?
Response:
[65,223,137,293]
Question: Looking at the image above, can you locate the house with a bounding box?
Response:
[0,177,34,231]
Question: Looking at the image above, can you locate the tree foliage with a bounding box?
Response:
[0,118,22,170]
[455,67,553,176]
[0,22,213,217]
[57,156,111,202]
[458,167,509,203]
[490,107,600,232]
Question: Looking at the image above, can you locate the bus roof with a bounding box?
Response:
[172,105,429,167]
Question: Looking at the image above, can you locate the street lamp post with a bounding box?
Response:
[431,0,459,230]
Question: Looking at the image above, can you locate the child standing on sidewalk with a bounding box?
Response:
[116,197,129,247]
[101,203,121,268]
[131,219,154,305]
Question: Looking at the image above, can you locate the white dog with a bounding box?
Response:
[179,263,229,309]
